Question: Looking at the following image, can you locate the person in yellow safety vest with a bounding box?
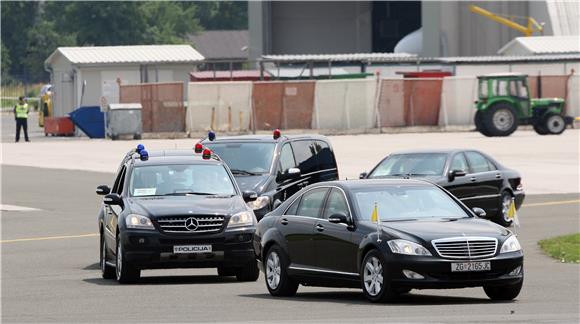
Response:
[14,96,30,142]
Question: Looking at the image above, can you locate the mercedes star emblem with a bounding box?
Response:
[185,217,199,231]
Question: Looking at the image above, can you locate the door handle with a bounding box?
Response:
[280,218,289,225]
[315,224,325,232]
[470,177,477,182]
[495,173,502,179]
[297,181,307,188]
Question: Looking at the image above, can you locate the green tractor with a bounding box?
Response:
[474,73,573,136]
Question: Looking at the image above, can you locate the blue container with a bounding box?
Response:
[68,106,105,138]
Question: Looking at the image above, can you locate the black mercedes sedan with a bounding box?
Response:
[359,149,525,226]
[254,179,524,303]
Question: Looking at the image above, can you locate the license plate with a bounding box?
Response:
[451,261,491,272]
[173,245,212,254]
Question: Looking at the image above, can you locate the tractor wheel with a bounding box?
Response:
[482,104,518,137]
[543,113,566,135]
[533,123,548,135]
[474,111,492,137]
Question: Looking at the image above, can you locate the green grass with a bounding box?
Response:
[538,233,580,263]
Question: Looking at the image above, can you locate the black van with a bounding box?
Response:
[203,131,339,219]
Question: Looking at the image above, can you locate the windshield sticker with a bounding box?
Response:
[134,188,156,196]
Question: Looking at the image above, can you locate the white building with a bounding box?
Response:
[44,45,204,117]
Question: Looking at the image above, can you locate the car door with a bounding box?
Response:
[444,152,478,202]
[278,187,329,269]
[105,165,127,250]
[464,151,503,212]
[314,188,358,275]
[313,140,339,182]
[275,142,303,202]
[290,140,318,187]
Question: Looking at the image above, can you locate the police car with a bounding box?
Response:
[96,145,259,283]
[202,130,339,219]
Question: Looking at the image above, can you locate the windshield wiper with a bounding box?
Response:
[381,218,418,222]
[161,192,216,196]
[230,169,259,176]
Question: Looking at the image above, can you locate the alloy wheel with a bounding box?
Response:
[266,251,281,290]
[546,115,565,134]
[363,256,383,296]
[492,109,514,131]
[501,194,513,223]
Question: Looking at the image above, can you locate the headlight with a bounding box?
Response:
[227,211,255,228]
[387,239,432,256]
[125,214,154,230]
[500,235,522,253]
[247,196,270,210]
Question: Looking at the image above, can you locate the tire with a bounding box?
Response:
[133,134,142,140]
[494,191,514,227]
[361,249,397,303]
[217,266,236,277]
[484,280,523,301]
[235,261,260,282]
[115,234,140,284]
[264,245,298,297]
[111,134,119,141]
[482,104,518,137]
[543,113,566,135]
[474,111,493,137]
[100,234,115,279]
[533,123,548,135]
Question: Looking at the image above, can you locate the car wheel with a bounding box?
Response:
[495,191,514,227]
[115,235,140,284]
[217,266,236,277]
[474,111,492,137]
[235,261,260,282]
[361,250,396,303]
[484,280,523,301]
[482,104,518,137]
[264,245,298,297]
[533,123,549,135]
[100,233,115,279]
[543,113,566,135]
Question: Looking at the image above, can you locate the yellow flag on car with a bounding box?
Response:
[507,198,520,227]
[371,202,381,242]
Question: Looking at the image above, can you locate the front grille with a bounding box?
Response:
[432,237,497,259]
[156,215,225,234]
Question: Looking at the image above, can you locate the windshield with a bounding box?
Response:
[369,153,447,178]
[129,164,236,197]
[205,142,275,175]
[354,186,468,221]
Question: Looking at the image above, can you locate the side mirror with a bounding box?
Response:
[242,191,258,202]
[96,185,111,196]
[328,213,349,224]
[272,199,282,210]
[103,193,122,206]
[472,207,487,218]
[448,169,466,182]
[359,172,368,179]
[278,167,301,181]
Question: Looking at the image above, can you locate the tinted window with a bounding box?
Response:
[296,188,328,218]
[129,164,236,197]
[369,153,447,177]
[291,140,317,174]
[354,186,468,221]
[450,153,468,172]
[112,166,126,194]
[205,142,275,174]
[323,189,349,219]
[285,196,301,215]
[314,140,336,170]
[279,143,296,172]
[465,152,492,173]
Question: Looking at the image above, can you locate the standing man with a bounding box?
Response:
[14,96,30,142]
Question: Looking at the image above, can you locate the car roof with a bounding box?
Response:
[132,150,222,166]
[203,134,330,144]
[388,148,464,155]
[315,179,435,191]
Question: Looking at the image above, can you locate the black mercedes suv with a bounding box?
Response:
[96,145,259,283]
[203,130,339,220]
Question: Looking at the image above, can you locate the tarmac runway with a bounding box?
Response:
[1,165,578,323]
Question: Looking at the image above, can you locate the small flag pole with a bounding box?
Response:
[508,197,520,236]
[372,202,381,243]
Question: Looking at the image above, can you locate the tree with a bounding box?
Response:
[140,2,201,44]
[196,1,248,30]
[1,1,39,77]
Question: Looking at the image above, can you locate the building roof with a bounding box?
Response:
[261,53,418,63]
[45,45,204,66]
[189,30,248,60]
[497,36,580,55]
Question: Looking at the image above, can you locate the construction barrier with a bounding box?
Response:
[120,82,184,133]
[314,79,377,130]
[252,81,315,130]
[567,75,580,118]
[377,79,405,127]
[438,76,478,126]
[186,82,252,132]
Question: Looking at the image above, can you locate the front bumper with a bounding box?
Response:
[386,252,523,289]
[121,228,255,270]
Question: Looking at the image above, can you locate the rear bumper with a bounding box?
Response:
[387,252,524,289]
[121,228,255,269]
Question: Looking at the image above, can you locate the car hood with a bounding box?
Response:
[381,217,510,243]
[127,195,246,218]
[371,174,444,184]
[233,174,270,194]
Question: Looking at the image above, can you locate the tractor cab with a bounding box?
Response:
[474,73,570,136]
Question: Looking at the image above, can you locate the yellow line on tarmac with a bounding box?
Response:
[524,199,580,208]
[0,233,98,244]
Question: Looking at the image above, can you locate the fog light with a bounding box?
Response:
[403,269,424,279]
[508,266,522,276]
